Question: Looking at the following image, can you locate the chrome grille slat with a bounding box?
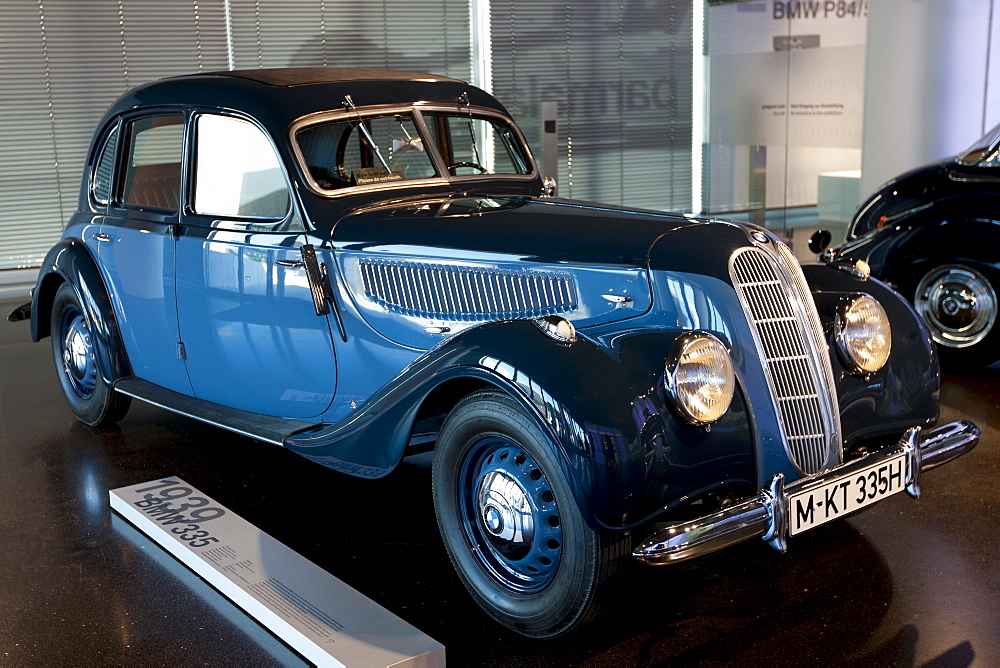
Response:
[731,244,841,475]
[359,259,578,321]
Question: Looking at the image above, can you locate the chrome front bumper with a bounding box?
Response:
[633,420,980,565]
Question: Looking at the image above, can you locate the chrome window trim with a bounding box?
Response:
[288,104,538,198]
[729,240,843,476]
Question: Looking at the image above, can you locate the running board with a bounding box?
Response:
[115,378,316,446]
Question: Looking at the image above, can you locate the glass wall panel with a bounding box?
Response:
[704,1,867,242]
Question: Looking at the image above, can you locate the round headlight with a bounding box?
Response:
[665,333,736,426]
[836,295,891,373]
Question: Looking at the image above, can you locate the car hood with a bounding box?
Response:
[326,196,718,350]
[329,196,702,266]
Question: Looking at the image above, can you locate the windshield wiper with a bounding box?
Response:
[459,92,482,168]
[343,94,391,172]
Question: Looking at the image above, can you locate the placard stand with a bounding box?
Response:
[111,477,445,667]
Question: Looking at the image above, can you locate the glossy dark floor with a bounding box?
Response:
[2,295,998,667]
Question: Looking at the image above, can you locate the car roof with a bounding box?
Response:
[99,67,505,134]
[192,67,463,87]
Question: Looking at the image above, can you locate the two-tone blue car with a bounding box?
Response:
[9,68,979,638]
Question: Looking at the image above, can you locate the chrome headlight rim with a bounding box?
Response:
[664,332,736,427]
[835,294,892,374]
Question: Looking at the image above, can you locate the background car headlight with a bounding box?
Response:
[836,295,891,373]
[665,333,735,426]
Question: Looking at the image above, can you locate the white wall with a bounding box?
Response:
[860,0,1000,196]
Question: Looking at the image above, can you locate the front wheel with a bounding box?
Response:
[432,390,625,638]
[50,283,131,426]
[912,263,999,366]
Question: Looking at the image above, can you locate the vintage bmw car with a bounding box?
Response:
[10,68,979,638]
[813,123,1000,366]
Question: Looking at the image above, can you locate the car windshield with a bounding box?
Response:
[294,109,532,192]
[957,122,1000,165]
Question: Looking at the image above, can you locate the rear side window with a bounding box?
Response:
[122,115,184,211]
[193,114,290,219]
[92,125,118,205]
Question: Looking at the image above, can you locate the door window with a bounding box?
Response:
[193,114,290,219]
[122,115,184,210]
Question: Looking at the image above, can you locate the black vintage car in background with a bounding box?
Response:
[9,68,980,638]
[817,124,1000,366]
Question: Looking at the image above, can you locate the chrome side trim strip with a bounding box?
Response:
[633,420,979,565]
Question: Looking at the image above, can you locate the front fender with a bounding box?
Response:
[803,263,939,449]
[284,319,755,532]
[31,238,132,384]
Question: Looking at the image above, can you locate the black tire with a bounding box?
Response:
[50,282,131,426]
[910,263,1000,366]
[431,390,626,638]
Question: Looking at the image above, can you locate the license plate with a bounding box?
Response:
[788,453,908,536]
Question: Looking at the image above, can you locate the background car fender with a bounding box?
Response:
[802,264,940,449]
[849,196,1000,284]
[283,318,756,532]
[30,238,132,384]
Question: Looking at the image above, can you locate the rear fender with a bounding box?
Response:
[31,238,132,384]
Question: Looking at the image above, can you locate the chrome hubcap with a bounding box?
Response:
[61,311,97,398]
[916,265,997,348]
[477,470,535,557]
[459,439,563,593]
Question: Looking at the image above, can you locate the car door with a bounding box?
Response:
[97,111,192,394]
[174,111,338,419]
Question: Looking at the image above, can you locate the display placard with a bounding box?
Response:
[110,477,445,667]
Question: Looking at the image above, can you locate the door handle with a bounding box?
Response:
[92,233,112,242]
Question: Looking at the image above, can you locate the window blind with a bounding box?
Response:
[0,0,470,271]
[489,1,693,211]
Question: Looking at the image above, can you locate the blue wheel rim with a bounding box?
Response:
[59,307,97,400]
[457,435,563,594]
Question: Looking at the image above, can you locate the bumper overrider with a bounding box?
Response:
[633,420,980,564]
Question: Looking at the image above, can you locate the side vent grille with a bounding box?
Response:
[731,245,839,474]
[359,259,578,321]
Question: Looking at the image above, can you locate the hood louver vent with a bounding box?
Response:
[359,259,578,321]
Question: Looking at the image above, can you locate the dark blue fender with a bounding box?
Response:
[284,319,756,532]
[802,264,939,449]
[30,238,132,383]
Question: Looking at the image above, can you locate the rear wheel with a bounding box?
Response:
[912,263,999,366]
[51,283,131,426]
[432,390,625,638]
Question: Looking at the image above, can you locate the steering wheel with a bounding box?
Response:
[447,161,488,175]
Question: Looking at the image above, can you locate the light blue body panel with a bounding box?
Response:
[90,212,193,395]
[175,230,338,419]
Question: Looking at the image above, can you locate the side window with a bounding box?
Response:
[122,115,184,210]
[194,114,290,219]
[92,124,118,205]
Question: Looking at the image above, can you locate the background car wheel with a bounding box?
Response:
[432,390,626,638]
[912,264,1000,366]
[50,283,131,426]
